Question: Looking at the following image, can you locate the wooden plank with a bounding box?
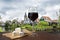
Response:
[22,29,33,35]
[2,33,27,39]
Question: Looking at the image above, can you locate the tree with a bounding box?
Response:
[5,20,11,31]
[56,10,60,28]
[11,19,21,31]
[40,17,44,21]
[0,16,1,19]
[58,10,60,27]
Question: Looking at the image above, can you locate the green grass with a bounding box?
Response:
[20,21,53,31]
[0,27,3,32]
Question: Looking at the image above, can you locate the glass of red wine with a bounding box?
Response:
[28,12,38,32]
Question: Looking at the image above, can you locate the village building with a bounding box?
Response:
[40,16,52,22]
[24,13,30,24]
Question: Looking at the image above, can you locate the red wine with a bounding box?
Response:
[28,12,38,21]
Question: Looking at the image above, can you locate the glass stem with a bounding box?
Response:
[32,21,35,32]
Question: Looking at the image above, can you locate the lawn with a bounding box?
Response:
[0,27,3,32]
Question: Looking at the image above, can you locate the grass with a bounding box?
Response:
[21,21,53,31]
[0,27,3,32]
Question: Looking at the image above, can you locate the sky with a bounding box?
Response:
[0,0,60,22]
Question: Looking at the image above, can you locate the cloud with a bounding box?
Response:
[6,9,25,19]
[45,5,60,20]
[0,0,60,22]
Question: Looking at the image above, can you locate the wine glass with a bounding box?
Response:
[28,12,38,32]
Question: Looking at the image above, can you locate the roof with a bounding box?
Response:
[52,20,58,22]
[42,16,51,21]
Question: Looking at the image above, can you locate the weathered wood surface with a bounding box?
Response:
[0,31,60,40]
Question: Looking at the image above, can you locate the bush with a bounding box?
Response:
[21,21,52,31]
[34,23,53,31]
[21,24,32,31]
[40,21,48,26]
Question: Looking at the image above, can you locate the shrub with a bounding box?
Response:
[21,21,52,31]
[40,21,48,26]
[21,24,32,31]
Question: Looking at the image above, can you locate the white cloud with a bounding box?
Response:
[0,14,10,22]
[5,9,27,21]
[45,5,60,20]
[46,5,60,11]
[0,0,60,22]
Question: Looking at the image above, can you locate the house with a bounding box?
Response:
[40,16,58,26]
[52,20,58,22]
[40,16,51,22]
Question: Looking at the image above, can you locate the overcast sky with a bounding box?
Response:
[0,0,60,22]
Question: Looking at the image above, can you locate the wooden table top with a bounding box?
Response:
[2,32,27,40]
[0,31,60,40]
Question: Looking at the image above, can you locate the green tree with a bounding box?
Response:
[58,13,60,27]
[5,20,11,31]
[56,10,60,28]
[11,19,21,31]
